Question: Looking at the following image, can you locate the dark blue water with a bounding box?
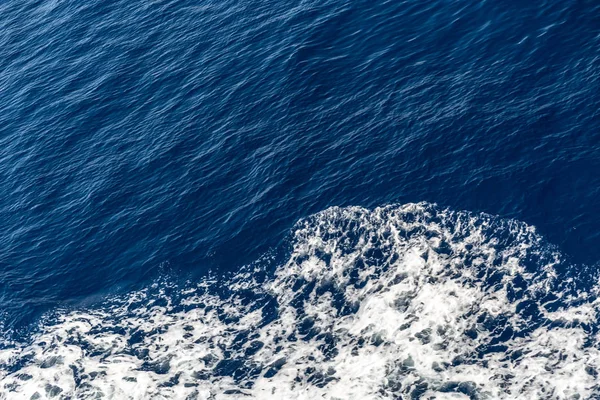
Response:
[1,0,600,398]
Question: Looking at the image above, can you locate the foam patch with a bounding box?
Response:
[1,203,598,399]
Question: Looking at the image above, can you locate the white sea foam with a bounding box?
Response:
[1,203,598,399]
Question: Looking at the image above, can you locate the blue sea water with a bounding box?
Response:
[1,0,600,398]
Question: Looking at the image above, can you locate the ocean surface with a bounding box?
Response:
[1,0,599,398]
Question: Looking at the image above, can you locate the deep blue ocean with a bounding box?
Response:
[1,0,600,398]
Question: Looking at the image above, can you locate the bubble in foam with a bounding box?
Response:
[1,202,598,399]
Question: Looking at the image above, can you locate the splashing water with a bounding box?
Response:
[1,203,598,399]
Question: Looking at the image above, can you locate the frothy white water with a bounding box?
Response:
[1,203,599,399]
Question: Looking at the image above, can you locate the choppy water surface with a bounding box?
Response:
[1,0,599,398]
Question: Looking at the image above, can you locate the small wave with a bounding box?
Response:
[1,203,598,399]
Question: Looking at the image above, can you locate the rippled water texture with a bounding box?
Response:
[1,0,600,398]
